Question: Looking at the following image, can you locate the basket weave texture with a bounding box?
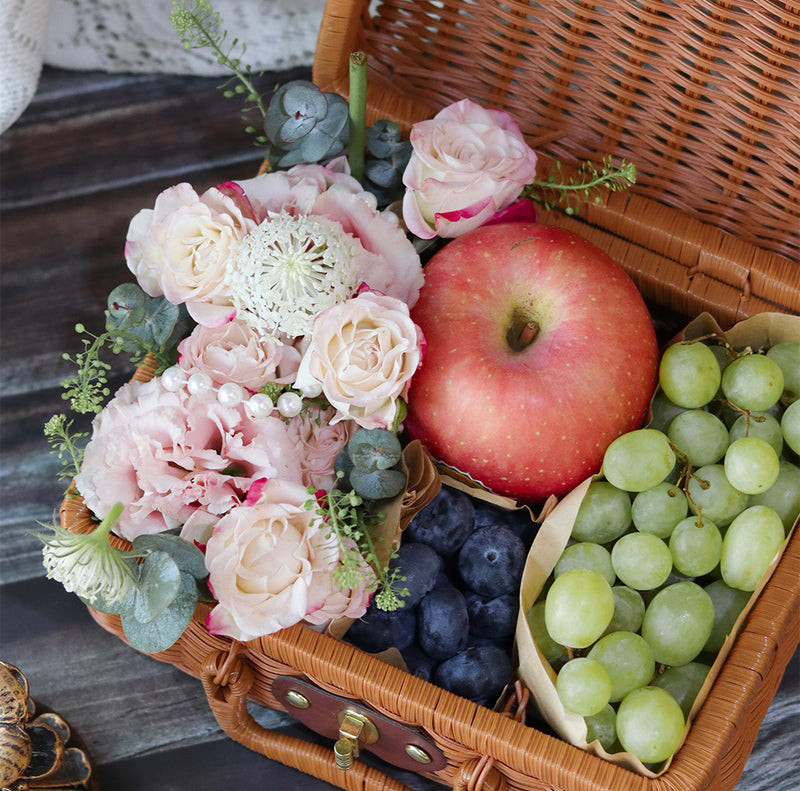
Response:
[61,2,800,790]
[312,0,800,327]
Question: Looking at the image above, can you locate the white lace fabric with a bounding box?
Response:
[1,0,326,133]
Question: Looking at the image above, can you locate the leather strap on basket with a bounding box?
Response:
[200,649,414,791]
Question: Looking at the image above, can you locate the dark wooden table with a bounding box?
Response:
[1,67,797,791]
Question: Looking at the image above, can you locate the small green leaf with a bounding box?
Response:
[133,550,181,623]
[132,533,208,580]
[107,283,147,327]
[121,572,198,653]
[350,467,406,500]
[348,428,403,472]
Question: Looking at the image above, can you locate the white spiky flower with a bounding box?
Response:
[227,211,361,338]
[38,503,136,605]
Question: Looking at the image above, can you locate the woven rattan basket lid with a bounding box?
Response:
[313,0,800,326]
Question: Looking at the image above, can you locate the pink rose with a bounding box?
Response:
[74,377,303,543]
[204,479,341,640]
[125,183,257,327]
[177,316,300,391]
[402,98,538,239]
[303,541,375,627]
[294,291,424,430]
[234,162,424,308]
[287,405,356,490]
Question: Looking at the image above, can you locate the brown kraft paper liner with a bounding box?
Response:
[514,311,800,778]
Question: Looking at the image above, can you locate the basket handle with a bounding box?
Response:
[199,650,414,791]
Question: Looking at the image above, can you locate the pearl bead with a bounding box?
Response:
[187,372,214,397]
[247,392,274,417]
[277,391,303,418]
[217,382,244,407]
[298,380,323,398]
[161,365,187,392]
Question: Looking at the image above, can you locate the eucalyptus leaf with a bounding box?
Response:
[279,113,317,144]
[132,550,181,623]
[121,572,198,654]
[280,82,328,121]
[366,120,404,158]
[107,283,147,328]
[365,158,402,189]
[334,447,355,489]
[348,428,403,472]
[350,466,406,500]
[132,533,208,580]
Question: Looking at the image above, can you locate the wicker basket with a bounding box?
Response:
[60,2,800,790]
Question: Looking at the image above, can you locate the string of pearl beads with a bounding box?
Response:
[160,365,323,419]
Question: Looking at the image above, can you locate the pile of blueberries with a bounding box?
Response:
[345,485,540,706]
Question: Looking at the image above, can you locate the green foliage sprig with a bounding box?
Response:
[171,0,268,143]
[43,414,88,482]
[522,156,637,214]
[308,480,408,611]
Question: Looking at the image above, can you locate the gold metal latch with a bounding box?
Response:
[333,708,379,770]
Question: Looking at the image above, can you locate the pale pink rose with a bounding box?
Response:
[303,542,375,627]
[204,478,341,640]
[287,405,356,490]
[234,163,424,308]
[402,98,538,239]
[125,183,257,326]
[177,316,300,391]
[74,377,302,542]
[294,291,424,430]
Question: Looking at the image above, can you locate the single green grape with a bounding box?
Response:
[525,601,567,662]
[687,464,749,527]
[651,662,710,718]
[723,436,780,495]
[588,630,655,702]
[766,341,800,404]
[729,411,784,456]
[659,341,721,409]
[702,579,752,653]
[641,581,715,666]
[782,399,800,455]
[720,505,785,591]
[647,390,690,433]
[616,686,685,764]
[603,429,676,493]
[544,569,615,649]
[554,542,616,586]
[571,481,632,544]
[556,657,612,716]
[668,409,729,466]
[721,353,784,411]
[602,585,646,636]
[669,516,723,577]
[611,532,673,590]
[584,703,617,751]
[631,482,689,539]
[749,460,800,534]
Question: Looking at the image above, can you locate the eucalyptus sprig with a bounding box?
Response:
[308,480,408,612]
[522,156,637,214]
[171,0,268,141]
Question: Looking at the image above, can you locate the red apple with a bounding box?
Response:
[405,222,659,503]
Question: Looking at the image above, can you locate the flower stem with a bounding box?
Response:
[348,51,368,183]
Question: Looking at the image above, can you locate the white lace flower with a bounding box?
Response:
[227,212,361,338]
[39,503,136,605]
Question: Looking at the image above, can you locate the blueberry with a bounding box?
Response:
[464,591,518,639]
[457,525,526,597]
[433,646,514,705]
[474,502,539,550]
[417,586,469,660]
[401,642,439,682]
[346,601,416,653]
[389,542,442,607]
[406,487,475,557]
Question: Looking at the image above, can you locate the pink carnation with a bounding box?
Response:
[177,316,300,392]
[74,377,303,543]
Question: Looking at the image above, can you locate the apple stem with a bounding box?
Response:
[507,312,540,352]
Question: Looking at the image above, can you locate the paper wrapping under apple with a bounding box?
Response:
[513,311,800,778]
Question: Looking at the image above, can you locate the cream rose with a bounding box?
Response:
[177,316,300,391]
[204,479,340,641]
[294,291,424,430]
[125,183,257,326]
[402,98,538,239]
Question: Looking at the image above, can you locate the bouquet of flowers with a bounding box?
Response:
[40,0,636,658]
